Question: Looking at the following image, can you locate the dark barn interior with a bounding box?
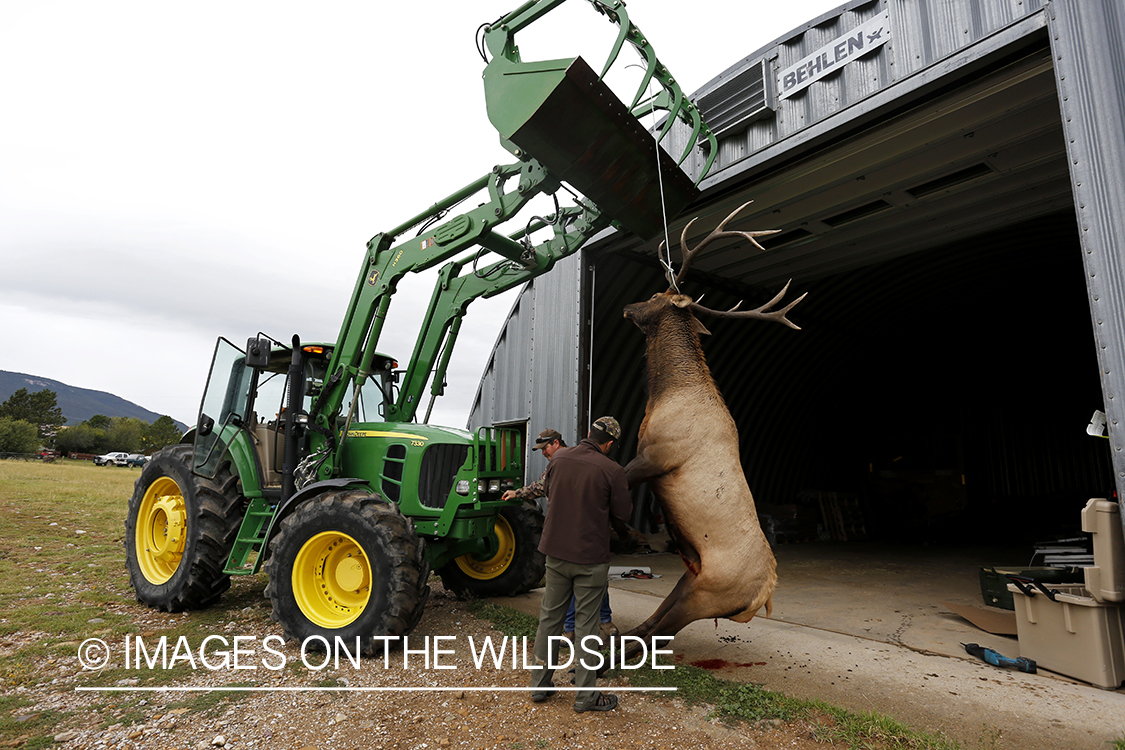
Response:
[586,38,1115,549]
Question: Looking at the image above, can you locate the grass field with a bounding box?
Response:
[0,459,259,748]
[0,459,136,634]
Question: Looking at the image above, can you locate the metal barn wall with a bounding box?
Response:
[671,0,1048,185]
[468,252,586,485]
[1048,0,1125,516]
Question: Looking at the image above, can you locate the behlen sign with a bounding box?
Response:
[778,12,890,100]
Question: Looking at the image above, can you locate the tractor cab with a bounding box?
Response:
[192,336,395,495]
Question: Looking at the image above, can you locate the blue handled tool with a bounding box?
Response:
[961,642,1037,673]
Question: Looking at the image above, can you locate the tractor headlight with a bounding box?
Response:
[488,480,500,494]
[456,480,471,496]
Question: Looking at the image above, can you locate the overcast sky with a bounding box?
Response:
[1,0,838,429]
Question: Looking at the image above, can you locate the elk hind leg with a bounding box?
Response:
[621,568,696,641]
[641,589,718,645]
[635,573,766,651]
[597,570,695,676]
[602,588,712,676]
[599,570,699,676]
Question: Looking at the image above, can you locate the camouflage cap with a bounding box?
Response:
[532,428,563,451]
[592,416,622,440]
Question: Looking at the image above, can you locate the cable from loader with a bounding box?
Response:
[628,62,678,293]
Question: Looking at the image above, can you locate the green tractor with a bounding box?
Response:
[124,0,717,653]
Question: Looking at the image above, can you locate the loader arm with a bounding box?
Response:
[316,159,560,412]
[395,197,608,425]
[310,158,606,480]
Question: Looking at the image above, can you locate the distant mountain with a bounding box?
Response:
[0,371,189,432]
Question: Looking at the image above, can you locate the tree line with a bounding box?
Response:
[0,388,184,456]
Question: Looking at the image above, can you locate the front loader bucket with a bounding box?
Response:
[484,56,699,241]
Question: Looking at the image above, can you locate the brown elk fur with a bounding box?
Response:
[618,290,778,650]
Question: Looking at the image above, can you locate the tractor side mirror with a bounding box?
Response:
[246,337,271,369]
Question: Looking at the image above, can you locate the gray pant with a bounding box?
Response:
[530,556,609,709]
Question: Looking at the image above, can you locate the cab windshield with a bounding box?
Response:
[340,370,394,422]
[194,338,397,478]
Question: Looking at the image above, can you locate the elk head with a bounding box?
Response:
[623,201,806,334]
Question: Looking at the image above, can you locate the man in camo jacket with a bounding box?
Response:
[502,428,566,503]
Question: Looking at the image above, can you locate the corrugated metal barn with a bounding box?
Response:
[470,0,1125,544]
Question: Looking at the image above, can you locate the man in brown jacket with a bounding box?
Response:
[504,428,617,635]
[529,416,631,713]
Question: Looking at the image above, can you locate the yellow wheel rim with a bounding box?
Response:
[454,514,515,580]
[135,477,188,585]
[292,531,372,628]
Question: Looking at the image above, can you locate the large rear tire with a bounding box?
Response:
[264,488,430,655]
[438,505,545,598]
[125,444,242,612]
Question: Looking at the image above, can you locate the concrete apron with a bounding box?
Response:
[492,544,1125,750]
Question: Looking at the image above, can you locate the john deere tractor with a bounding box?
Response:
[125,0,717,653]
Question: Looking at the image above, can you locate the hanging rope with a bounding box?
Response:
[629,63,679,292]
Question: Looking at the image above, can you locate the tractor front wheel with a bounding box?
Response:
[125,444,242,612]
[264,488,430,654]
[438,505,545,598]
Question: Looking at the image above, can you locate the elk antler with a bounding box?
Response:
[688,280,806,330]
[660,200,781,290]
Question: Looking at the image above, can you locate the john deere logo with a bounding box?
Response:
[367,269,380,286]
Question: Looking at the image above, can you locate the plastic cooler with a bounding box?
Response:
[1081,498,1125,603]
[1006,581,1125,690]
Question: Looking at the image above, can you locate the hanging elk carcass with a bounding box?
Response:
[618,201,805,657]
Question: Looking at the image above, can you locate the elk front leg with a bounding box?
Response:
[624,452,665,490]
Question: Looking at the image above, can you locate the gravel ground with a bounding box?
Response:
[8,580,849,750]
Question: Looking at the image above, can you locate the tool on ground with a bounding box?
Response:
[961,642,1037,673]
